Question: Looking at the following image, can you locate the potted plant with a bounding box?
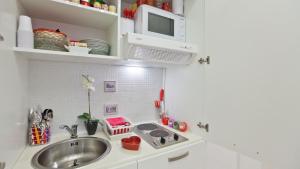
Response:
[78,74,99,135]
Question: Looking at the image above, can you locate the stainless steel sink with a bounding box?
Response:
[32,137,111,169]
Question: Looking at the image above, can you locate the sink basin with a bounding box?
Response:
[32,137,111,169]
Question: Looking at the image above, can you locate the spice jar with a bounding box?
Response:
[102,4,109,11]
[71,0,80,4]
[137,0,146,7]
[93,1,102,8]
[146,0,155,6]
[109,5,117,13]
[162,2,171,11]
[80,0,91,6]
[156,0,163,8]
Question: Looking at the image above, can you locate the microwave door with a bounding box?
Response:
[147,12,176,40]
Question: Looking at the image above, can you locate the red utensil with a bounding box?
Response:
[154,100,161,108]
[160,89,164,101]
[121,136,141,151]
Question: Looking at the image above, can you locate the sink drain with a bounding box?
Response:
[73,160,79,167]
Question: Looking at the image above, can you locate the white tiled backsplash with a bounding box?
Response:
[29,61,164,134]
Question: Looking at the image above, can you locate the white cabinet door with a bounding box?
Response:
[206,142,238,169]
[138,142,205,169]
[110,161,137,169]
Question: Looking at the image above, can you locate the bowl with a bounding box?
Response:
[65,46,91,54]
[121,136,141,151]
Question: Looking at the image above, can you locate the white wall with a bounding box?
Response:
[0,1,28,168]
[29,61,163,134]
[166,0,300,169]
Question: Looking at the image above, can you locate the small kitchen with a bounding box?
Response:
[1,0,299,169]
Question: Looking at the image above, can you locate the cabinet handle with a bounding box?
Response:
[168,152,189,162]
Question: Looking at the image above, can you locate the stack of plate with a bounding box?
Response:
[80,39,110,55]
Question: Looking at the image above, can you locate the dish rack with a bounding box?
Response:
[126,45,194,64]
[123,33,198,65]
[102,116,134,140]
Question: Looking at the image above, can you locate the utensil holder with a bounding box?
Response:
[28,124,50,146]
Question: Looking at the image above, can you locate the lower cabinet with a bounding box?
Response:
[137,141,205,169]
[110,161,138,169]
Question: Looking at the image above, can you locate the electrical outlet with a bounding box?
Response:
[104,104,118,115]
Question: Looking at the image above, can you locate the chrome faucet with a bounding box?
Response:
[60,124,78,138]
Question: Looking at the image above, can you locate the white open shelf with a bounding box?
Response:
[14,47,122,64]
[18,0,119,29]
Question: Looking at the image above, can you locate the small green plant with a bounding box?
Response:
[78,112,99,122]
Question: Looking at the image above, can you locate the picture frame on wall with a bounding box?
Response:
[104,81,116,92]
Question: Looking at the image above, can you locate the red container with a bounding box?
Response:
[162,116,169,125]
[137,0,146,6]
[121,136,141,151]
[162,2,171,11]
[80,0,91,6]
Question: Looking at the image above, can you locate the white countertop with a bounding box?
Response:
[13,123,203,169]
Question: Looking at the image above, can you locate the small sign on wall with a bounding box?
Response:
[104,81,116,92]
[104,104,118,115]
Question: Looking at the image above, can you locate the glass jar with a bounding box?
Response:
[156,0,164,8]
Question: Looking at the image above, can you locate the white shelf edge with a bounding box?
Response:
[13,47,189,68]
[19,0,119,29]
[13,47,122,64]
[50,0,119,17]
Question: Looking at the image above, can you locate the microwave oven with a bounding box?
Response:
[134,5,186,42]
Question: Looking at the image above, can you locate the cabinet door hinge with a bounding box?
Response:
[197,122,209,132]
[198,56,210,64]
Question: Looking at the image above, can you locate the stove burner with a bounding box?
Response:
[137,123,158,131]
[150,130,169,137]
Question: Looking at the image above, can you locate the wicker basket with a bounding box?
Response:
[34,28,68,52]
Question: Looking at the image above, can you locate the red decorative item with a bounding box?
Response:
[121,136,141,151]
[162,2,171,11]
[179,122,188,132]
[162,116,169,125]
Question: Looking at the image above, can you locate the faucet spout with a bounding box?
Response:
[60,124,78,138]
